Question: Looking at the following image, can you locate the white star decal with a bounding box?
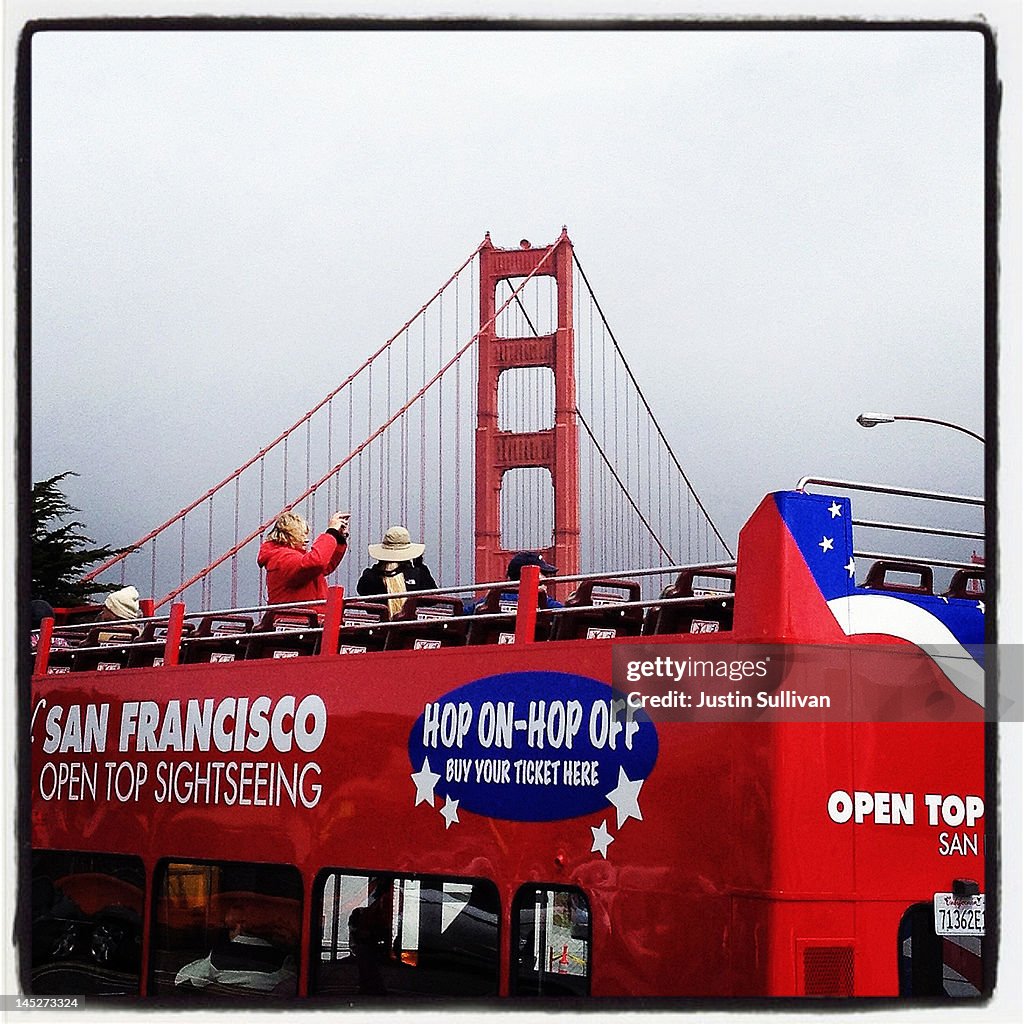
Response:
[605,766,644,829]
[844,558,856,578]
[411,756,441,807]
[440,794,460,829]
[828,502,843,519]
[977,601,985,614]
[819,536,834,553]
[590,820,614,859]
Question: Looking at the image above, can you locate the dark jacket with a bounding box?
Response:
[356,557,437,602]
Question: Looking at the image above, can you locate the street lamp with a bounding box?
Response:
[856,412,985,444]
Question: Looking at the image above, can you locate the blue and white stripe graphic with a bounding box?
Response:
[773,491,984,706]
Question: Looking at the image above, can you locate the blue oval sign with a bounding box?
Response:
[407,671,658,822]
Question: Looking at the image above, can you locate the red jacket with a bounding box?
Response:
[257,533,346,605]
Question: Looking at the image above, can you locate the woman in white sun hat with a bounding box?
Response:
[356,526,437,616]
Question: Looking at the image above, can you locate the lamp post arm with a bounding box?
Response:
[891,415,985,444]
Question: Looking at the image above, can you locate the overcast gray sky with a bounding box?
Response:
[29,23,987,579]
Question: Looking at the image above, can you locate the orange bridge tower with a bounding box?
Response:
[474,229,580,587]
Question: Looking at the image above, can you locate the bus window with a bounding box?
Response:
[31,850,145,995]
[310,870,499,997]
[512,886,590,996]
[150,859,302,999]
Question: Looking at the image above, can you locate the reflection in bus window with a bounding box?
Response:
[31,850,145,995]
[311,871,499,997]
[150,859,302,999]
[512,886,590,996]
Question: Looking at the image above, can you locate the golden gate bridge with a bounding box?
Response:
[84,229,732,609]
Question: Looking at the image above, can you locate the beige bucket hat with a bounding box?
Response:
[368,526,425,562]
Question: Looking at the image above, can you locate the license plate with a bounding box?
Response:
[934,892,985,936]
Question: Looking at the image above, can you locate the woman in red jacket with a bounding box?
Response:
[257,510,349,605]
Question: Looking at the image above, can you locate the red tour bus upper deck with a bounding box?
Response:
[28,478,989,1001]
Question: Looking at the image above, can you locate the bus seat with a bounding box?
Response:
[466,586,553,645]
[43,628,94,674]
[550,579,644,641]
[384,596,467,651]
[53,873,144,917]
[64,625,141,672]
[643,568,736,635]
[245,610,321,660]
[206,891,301,949]
[126,618,197,668]
[861,560,934,596]
[943,568,985,600]
[183,615,255,664]
[335,601,392,654]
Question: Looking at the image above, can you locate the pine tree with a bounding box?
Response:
[31,472,126,606]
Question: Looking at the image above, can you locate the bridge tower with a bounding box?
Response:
[475,229,580,587]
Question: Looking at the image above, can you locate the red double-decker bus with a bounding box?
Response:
[26,479,990,1001]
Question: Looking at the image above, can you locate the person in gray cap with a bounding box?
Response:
[357,526,437,616]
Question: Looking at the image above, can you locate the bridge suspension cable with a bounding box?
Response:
[572,252,733,560]
[497,254,733,589]
[84,232,731,610]
[89,239,564,609]
[84,239,487,591]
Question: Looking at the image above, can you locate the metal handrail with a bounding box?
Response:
[797,477,985,578]
[42,560,738,634]
[852,550,984,573]
[332,593,733,633]
[34,614,161,636]
[336,559,737,607]
[43,642,139,657]
[178,600,325,622]
[796,476,983,507]
[35,562,740,673]
[45,590,737,651]
[851,518,984,541]
[188,626,320,643]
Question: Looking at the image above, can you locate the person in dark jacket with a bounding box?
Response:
[257,510,349,605]
[357,526,436,616]
[30,598,56,654]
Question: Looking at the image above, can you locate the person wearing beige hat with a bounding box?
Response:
[98,585,141,622]
[92,585,142,643]
[356,526,437,616]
